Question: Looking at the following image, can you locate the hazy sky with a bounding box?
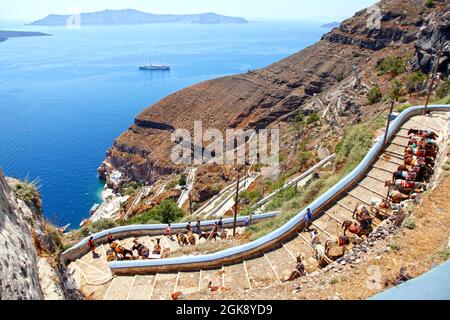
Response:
[1,0,378,22]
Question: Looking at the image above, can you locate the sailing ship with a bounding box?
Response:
[138,54,170,71]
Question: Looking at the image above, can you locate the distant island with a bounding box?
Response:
[29,9,248,26]
[0,30,50,43]
[320,21,341,28]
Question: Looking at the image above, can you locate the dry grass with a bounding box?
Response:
[168,240,238,258]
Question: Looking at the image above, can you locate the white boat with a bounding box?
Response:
[139,64,170,71]
[138,55,170,71]
[80,219,89,228]
[90,203,100,215]
[58,223,70,233]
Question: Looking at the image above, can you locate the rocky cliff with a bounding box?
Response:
[0,172,43,299]
[99,0,449,185]
[0,171,80,300]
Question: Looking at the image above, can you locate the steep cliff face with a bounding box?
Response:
[0,172,43,299]
[99,0,449,184]
[411,9,450,73]
[0,171,79,300]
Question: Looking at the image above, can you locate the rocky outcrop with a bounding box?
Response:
[321,1,428,51]
[99,0,449,184]
[410,10,450,74]
[0,173,43,299]
[0,30,50,43]
[0,172,81,300]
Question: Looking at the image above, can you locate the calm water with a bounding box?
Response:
[0,21,327,228]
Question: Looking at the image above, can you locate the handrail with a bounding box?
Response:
[108,105,449,274]
[61,211,279,262]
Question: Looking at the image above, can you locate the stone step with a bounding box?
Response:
[78,245,110,274]
[264,245,296,281]
[313,213,343,238]
[348,185,384,209]
[385,143,406,156]
[377,154,404,167]
[151,273,178,300]
[199,268,224,293]
[223,263,251,290]
[175,271,201,295]
[369,167,394,182]
[282,234,319,273]
[103,276,135,300]
[88,283,111,300]
[245,255,279,288]
[358,176,388,198]
[391,135,410,146]
[127,275,156,300]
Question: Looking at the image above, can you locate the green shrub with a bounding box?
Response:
[402,216,416,230]
[78,218,119,238]
[405,71,427,94]
[128,199,183,224]
[14,181,42,212]
[377,56,406,77]
[266,186,297,210]
[165,179,179,191]
[387,79,403,101]
[89,219,118,233]
[298,151,312,163]
[264,177,286,193]
[389,240,401,251]
[425,0,434,8]
[330,277,339,285]
[367,85,382,104]
[239,189,262,206]
[119,181,142,196]
[294,113,305,125]
[435,79,450,99]
[395,103,412,113]
[306,112,320,125]
[335,73,344,82]
[178,174,187,186]
[45,224,65,252]
[336,124,373,169]
[334,142,343,154]
[432,94,450,105]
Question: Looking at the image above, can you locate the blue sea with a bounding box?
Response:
[0,21,327,228]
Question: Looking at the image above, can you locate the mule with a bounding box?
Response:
[408,129,438,140]
[177,233,189,245]
[385,180,426,193]
[110,242,134,260]
[341,220,369,237]
[392,170,417,182]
